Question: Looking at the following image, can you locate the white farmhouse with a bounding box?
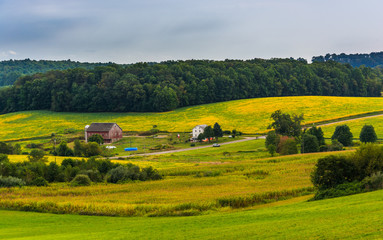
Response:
[192,124,208,139]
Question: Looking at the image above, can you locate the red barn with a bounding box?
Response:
[85,123,123,143]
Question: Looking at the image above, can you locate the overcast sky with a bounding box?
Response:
[0,0,382,64]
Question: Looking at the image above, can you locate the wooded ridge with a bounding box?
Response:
[0,58,382,113]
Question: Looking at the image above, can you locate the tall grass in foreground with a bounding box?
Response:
[0,151,345,217]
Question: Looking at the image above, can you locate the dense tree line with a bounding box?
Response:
[0,58,382,114]
[312,51,383,68]
[0,59,112,86]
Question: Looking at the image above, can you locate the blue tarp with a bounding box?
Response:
[124,147,138,151]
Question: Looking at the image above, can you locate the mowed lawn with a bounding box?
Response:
[2,96,383,140]
[1,189,383,239]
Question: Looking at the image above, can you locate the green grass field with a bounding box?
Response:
[1,189,382,239]
[2,96,383,140]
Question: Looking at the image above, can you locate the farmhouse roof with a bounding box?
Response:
[194,124,208,129]
[86,123,122,132]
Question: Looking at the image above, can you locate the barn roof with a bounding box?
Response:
[86,123,122,132]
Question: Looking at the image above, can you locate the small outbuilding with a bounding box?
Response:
[85,123,123,143]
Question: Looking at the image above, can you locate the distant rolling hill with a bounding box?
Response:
[2,96,383,140]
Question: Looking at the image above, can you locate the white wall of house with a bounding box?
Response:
[192,125,207,138]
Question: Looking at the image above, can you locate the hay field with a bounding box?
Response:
[1,96,383,140]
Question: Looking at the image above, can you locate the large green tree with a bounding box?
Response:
[213,122,223,141]
[332,125,353,147]
[268,110,304,138]
[359,125,377,143]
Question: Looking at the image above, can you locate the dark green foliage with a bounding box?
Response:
[56,141,74,156]
[28,149,47,162]
[301,134,319,153]
[312,181,364,200]
[73,141,103,157]
[0,59,382,114]
[0,154,9,163]
[70,174,92,186]
[362,172,383,191]
[306,126,325,146]
[231,129,237,138]
[352,143,383,180]
[213,122,223,140]
[46,162,60,182]
[0,156,160,186]
[88,134,104,145]
[203,126,214,142]
[107,165,162,183]
[312,51,383,68]
[268,110,304,138]
[0,59,109,86]
[277,136,298,155]
[0,176,25,187]
[0,142,20,154]
[311,155,357,190]
[331,125,353,146]
[265,131,278,156]
[31,177,48,186]
[359,125,377,143]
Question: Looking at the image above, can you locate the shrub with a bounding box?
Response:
[359,125,378,143]
[311,155,358,190]
[332,125,353,146]
[306,126,325,146]
[312,181,364,200]
[0,176,25,188]
[352,143,383,180]
[70,174,92,186]
[362,172,383,191]
[28,149,48,162]
[301,133,319,153]
[277,136,298,155]
[88,134,104,144]
[0,154,9,163]
[79,169,103,182]
[31,177,48,186]
[107,166,128,183]
[190,143,195,147]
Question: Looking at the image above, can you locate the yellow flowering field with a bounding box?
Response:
[2,96,383,140]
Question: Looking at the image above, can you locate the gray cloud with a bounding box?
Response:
[0,0,382,63]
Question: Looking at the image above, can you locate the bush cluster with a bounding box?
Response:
[0,156,162,187]
[311,143,383,200]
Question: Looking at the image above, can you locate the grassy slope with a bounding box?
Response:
[1,189,383,239]
[320,115,383,138]
[2,96,383,140]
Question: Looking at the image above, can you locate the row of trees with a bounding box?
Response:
[0,59,110,86]
[312,51,383,68]
[1,59,382,113]
[0,155,162,187]
[265,110,379,156]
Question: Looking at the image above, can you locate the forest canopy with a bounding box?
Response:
[0,59,112,86]
[312,51,383,68]
[0,58,382,113]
